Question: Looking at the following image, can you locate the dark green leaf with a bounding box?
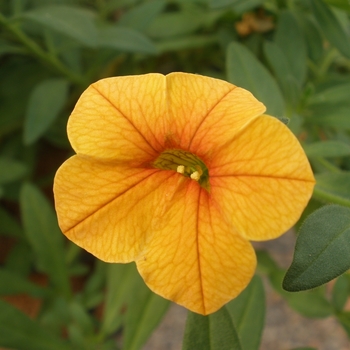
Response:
[226,41,285,116]
[20,183,70,297]
[0,299,72,350]
[308,103,350,129]
[183,306,242,350]
[118,0,165,31]
[209,0,237,8]
[0,206,24,237]
[283,205,350,291]
[0,268,48,297]
[23,5,97,47]
[101,263,141,336]
[263,41,301,107]
[123,272,170,350]
[24,78,69,145]
[324,0,350,12]
[274,11,307,85]
[98,26,157,54]
[0,157,27,184]
[299,15,324,62]
[332,275,349,311]
[314,172,350,206]
[226,275,265,350]
[309,83,350,104]
[304,141,350,158]
[156,35,217,53]
[310,0,350,58]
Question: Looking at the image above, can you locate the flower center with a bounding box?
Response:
[153,149,210,191]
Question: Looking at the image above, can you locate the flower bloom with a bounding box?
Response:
[54,73,315,315]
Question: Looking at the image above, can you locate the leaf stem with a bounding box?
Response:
[313,187,350,208]
[0,13,86,86]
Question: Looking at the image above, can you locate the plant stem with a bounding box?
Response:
[0,13,87,86]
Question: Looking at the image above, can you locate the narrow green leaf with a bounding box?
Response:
[324,0,350,12]
[274,11,307,85]
[156,35,217,53]
[101,263,140,336]
[98,26,157,54]
[123,273,170,350]
[118,0,165,31]
[183,306,242,350]
[304,141,350,158]
[332,275,349,311]
[299,15,324,62]
[226,41,285,116]
[314,172,350,206]
[24,78,69,145]
[283,205,350,291]
[0,299,72,350]
[0,268,48,297]
[309,82,350,104]
[0,157,27,184]
[308,103,350,129]
[226,275,265,350]
[310,0,350,58]
[263,41,301,106]
[20,183,70,297]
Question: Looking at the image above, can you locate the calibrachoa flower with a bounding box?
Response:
[54,73,315,315]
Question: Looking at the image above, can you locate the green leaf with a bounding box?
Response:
[0,206,23,237]
[24,78,69,145]
[123,272,170,350]
[308,103,350,129]
[309,82,350,104]
[299,15,324,62]
[314,172,350,206]
[118,0,165,31]
[0,268,48,297]
[226,275,265,350]
[20,183,70,297]
[156,35,217,53]
[337,312,350,337]
[332,275,349,311]
[146,11,204,38]
[283,205,350,291]
[324,0,350,12]
[226,41,285,116]
[272,270,332,318]
[23,5,97,47]
[183,306,242,350]
[310,0,350,59]
[274,11,307,86]
[98,26,157,54]
[208,0,237,8]
[0,157,27,184]
[101,263,141,336]
[0,299,72,350]
[304,141,350,158]
[263,41,301,107]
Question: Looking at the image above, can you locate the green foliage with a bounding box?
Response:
[1,0,350,348]
[183,306,242,350]
[284,205,350,291]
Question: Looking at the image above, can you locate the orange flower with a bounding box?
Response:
[54,73,315,315]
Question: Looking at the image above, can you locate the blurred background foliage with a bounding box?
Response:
[1,0,350,349]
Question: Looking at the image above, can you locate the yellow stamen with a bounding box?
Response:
[190,171,200,181]
[177,165,185,174]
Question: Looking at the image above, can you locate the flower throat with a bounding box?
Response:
[153,149,210,191]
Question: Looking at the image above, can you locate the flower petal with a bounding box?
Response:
[210,115,315,240]
[67,74,168,164]
[165,72,265,159]
[136,182,256,315]
[54,155,181,262]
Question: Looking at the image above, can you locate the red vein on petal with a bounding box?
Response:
[187,87,236,150]
[91,85,159,155]
[64,169,176,233]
